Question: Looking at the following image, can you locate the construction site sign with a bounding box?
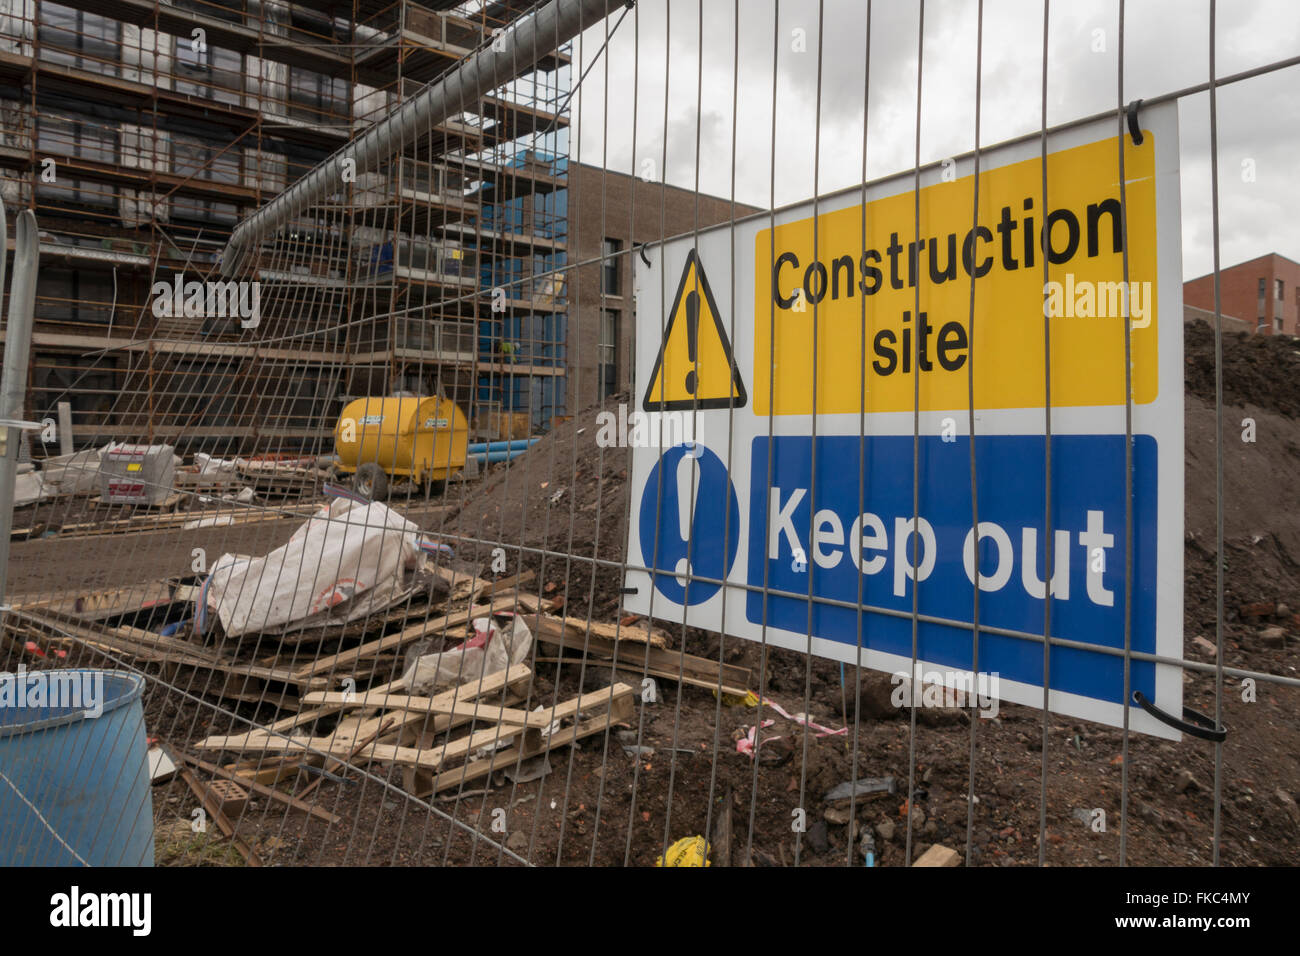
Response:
[625,102,1185,739]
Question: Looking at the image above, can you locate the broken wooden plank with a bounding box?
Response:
[14,611,321,696]
[296,718,395,802]
[176,753,340,825]
[530,615,751,696]
[18,610,225,664]
[176,765,262,867]
[13,581,175,621]
[470,571,539,604]
[712,785,734,868]
[419,683,636,796]
[532,612,670,649]
[306,692,548,730]
[427,565,490,603]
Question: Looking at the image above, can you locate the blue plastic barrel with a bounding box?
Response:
[0,669,154,866]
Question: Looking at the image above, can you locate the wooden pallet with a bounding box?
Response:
[407,682,635,797]
[88,493,184,510]
[11,501,314,540]
[195,661,634,801]
[12,580,176,621]
[197,664,535,757]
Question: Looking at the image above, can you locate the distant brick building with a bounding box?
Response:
[1183,253,1300,335]
[567,164,760,415]
[1183,304,1250,334]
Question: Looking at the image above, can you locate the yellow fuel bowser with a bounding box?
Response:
[333,396,468,498]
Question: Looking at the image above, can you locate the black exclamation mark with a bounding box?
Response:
[683,289,700,395]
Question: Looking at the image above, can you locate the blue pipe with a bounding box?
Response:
[467,438,539,454]
[470,447,531,465]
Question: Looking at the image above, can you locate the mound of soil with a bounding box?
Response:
[1185,319,1300,418]
[442,392,632,620]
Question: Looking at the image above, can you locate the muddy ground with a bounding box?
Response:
[8,320,1300,866]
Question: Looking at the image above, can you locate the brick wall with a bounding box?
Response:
[567,163,760,416]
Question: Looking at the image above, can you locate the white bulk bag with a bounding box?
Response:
[201,497,425,637]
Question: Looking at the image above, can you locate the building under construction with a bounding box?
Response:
[0,0,573,455]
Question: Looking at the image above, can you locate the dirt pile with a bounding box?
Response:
[1184,318,1300,418]
[442,392,632,619]
[1182,319,1300,647]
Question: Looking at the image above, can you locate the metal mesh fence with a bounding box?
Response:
[0,0,1298,869]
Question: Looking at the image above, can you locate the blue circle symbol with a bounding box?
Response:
[638,443,740,606]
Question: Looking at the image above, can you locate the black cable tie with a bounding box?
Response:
[1126,99,1144,146]
[621,586,639,595]
[637,243,651,267]
[1132,690,1227,742]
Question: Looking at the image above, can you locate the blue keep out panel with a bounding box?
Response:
[745,434,1158,706]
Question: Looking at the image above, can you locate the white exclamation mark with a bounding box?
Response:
[674,448,699,586]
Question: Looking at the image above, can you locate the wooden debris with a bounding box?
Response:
[14,572,661,827]
[288,595,519,681]
[198,664,534,756]
[176,765,262,867]
[14,581,175,621]
[530,614,751,696]
[539,613,671,648]
[90,492,183,510]
[415,682,635,796]
[13,609,329,709]
[148,744,177,784]
[201,652,633,803]
[235,460,320,498]
[712,785,734,868]
[473,569,536,601]
[12,501,318,540]
[176,752,340,825]
[296,717,395,802]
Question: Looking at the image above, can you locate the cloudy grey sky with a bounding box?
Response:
[569,0,1300,279]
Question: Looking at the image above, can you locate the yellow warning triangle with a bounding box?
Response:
[642,250,747,411]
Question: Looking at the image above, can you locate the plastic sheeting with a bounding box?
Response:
[40,449,102,495]
[200,497,426,638]
[402,613,533,692]
[13,469,45,507]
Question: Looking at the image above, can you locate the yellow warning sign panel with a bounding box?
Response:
[753,131,1159,416]
[642,250,747,411]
